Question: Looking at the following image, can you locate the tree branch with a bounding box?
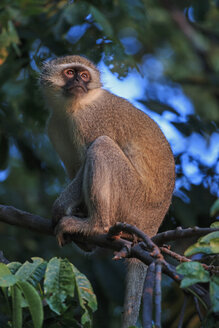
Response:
[160,246,219,274]
[0,205,53,235]
[0,204,212,307]
[152,226,219,245]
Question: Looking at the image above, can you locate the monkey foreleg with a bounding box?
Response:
[52,167,84,227]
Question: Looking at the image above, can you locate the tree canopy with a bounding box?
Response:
[0,1,218,327]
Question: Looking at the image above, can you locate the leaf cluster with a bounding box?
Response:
[0,257,97,328]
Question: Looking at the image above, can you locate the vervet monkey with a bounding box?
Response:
[40,55,175,328]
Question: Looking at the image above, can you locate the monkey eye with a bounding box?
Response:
[80,71,90,82]
[64,69,74,77]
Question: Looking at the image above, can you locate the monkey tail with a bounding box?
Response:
[122,259,147,328]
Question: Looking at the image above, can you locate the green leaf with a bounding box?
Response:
[185,231,219,256]
[210,221,219,228]
[0,274,18,287]
[7,20,20,45]
[0,263,18,287]
[176,262,210,288]
[0,263,11,276]
[210,199,219,217]
[11,285,22,328]
[18,281,43,328]
[44,257,75,315]
[210,275,219,313]
[200,231,219,243]
[90,6,113,38]
[7,262,22,275]
[71,263,97,326]
[15,257,46,287]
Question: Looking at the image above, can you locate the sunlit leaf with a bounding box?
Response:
[0,48,8,65]
[0,263,11,276]
[176,262,210,288]
[210,199,219,217]
[210,221,219,228]
[184,231,219,256]
[200,231,219,244]
[0,263,18,287]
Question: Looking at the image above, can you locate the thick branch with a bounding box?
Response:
[0,205,53,235]
[1,204,218,252]
[152,226,219,245]
[0,204,212,307]
[160,246,219,274]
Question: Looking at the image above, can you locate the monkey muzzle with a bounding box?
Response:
[63,79,87,96]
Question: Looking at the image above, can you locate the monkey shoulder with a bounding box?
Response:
[99,90,166,139]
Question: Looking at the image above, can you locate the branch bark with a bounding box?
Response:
[0,205,53,235]
[0,204,212,307]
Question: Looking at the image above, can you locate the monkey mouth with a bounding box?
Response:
[63,85,87,96]
[75,86,86,91]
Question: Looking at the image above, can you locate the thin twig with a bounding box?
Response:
[194,296,203,323]
[153,227,219,245]
[154,262,162,328]
[178,295,188,328]
[160,246,219,274]
[142,262,155,328]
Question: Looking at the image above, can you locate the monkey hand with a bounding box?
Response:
[51,198,67,229]
[53,216,70,246]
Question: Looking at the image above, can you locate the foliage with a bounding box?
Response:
[185,227,219,256]
[210,200,219,217]
[0,0,218,327]
[0,257,97,328]
[177,230,219,327]
[177,261,219,326]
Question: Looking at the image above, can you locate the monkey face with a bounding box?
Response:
[62,67,90,97]
[40,56,102,101]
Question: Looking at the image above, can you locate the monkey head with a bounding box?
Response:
[40,55,102,105]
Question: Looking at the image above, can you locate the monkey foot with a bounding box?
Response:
[54,216,93,247]
[54,216,75,247]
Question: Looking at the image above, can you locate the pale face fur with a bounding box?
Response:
[42,57,104,117]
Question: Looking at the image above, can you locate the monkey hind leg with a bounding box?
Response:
[83,135,146,231]
[122,259,147,328]
[55,135,145,244]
